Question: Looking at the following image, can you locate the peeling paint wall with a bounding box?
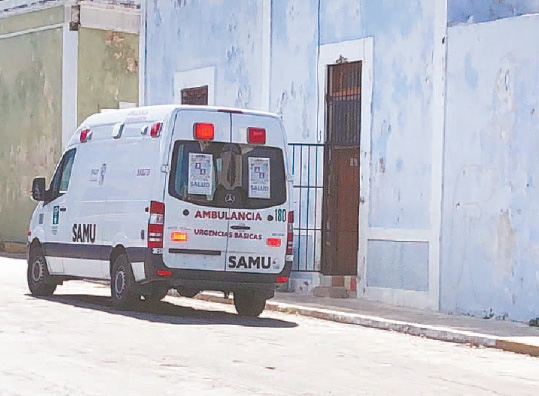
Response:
[77,28,139,123]
[448,0,539,25]
[144,0,264,110]
[0,7,63,243]
[144,0,441,301]
[145,0,437,231]
[443,14,539,321]
[361,0,436,231]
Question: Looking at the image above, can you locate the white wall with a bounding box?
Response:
[443,14,539,321]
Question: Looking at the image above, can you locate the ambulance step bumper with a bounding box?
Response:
[141,250,292,294]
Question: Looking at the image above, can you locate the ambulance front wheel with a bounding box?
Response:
[111,254,139,310]
[233,290,267,317]
[27,249,57,296]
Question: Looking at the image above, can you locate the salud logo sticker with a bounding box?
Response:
[52,206,60,225]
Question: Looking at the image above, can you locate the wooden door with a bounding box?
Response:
[321,61,361,275]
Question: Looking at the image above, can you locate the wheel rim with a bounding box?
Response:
[114,266,126,297]
[31,257,44,283]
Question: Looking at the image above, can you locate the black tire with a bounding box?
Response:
[177,287,199,298]
[143,284,169,303]
[111,254,139,310]
[233,290,267,317]
[27,249,57,296]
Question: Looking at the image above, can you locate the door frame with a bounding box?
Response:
[317,38,374,288]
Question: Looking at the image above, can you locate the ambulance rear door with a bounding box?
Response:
[163,109,231,271]
[225,113,288,274]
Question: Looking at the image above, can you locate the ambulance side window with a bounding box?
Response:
[49,149,76,201]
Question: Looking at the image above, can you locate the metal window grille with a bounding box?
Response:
[289,143,324,272]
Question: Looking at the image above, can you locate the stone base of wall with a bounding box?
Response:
[0,242,27,254]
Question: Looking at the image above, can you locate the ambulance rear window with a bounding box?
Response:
[169,140,286,209]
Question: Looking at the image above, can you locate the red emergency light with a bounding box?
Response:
[194,123,214,140]
[247,127,266,144]
[150,122,163,138]
[80,128,92,143]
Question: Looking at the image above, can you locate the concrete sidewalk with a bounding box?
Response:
[196,291,539,357]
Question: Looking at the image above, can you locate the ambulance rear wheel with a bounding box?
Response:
[111,254,139,310]
[27,249,57,296]
[233,290,267,317]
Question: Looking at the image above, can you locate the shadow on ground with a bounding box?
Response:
[32,294,298,329]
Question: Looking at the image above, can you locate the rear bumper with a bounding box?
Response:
[139,250,292,295]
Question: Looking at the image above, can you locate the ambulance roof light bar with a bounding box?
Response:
[247,127,266,144]
[194,123,214,140]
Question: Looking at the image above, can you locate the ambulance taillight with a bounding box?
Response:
[194,123,214,140]
[286,211,294,256]
[247,127,266,144]
[148,201,165,248]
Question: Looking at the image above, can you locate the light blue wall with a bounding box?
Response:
[145,0,264,109]
[145,0,439,290]
[367,241,429,291]
[145,0,438,230]
[443,14,539,321]
[448,0,539,25]
[270,0,436,230]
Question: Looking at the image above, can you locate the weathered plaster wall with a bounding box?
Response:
[144,0,265,110]
[448,0,539,25]
[144,0,437,230]
[272,0,437,231]
[77,27,139,123]
[270,0,318,143]
[268,1,438,296]
[0,7,63,243]
[360,0,436,231]
[443,14,539,320]
[144,0,440,296]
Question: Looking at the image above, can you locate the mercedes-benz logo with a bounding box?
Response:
[224,193,236,205]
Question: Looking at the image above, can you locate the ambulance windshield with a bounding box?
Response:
[169,141,286,209]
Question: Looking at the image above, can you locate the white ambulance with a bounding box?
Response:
[27,105,293,317]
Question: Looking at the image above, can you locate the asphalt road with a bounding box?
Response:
[1,255,538,395]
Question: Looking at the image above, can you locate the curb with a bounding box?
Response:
[195,292,539,358]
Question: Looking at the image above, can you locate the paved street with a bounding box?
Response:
[1,255,538,395]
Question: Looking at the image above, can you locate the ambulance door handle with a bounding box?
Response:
[60,207,67,212]
[230,225,250,231]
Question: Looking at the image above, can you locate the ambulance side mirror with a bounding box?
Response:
[31,177,47,201]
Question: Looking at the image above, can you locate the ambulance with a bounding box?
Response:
[27,105,293,317]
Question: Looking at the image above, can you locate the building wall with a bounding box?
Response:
[443,14,539,321]
[0,2,140,245]
[143,0,265,109]
[144,0,445,307]
[448,0,539,25]
[77,27,139,123]
[0,6,64,243]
